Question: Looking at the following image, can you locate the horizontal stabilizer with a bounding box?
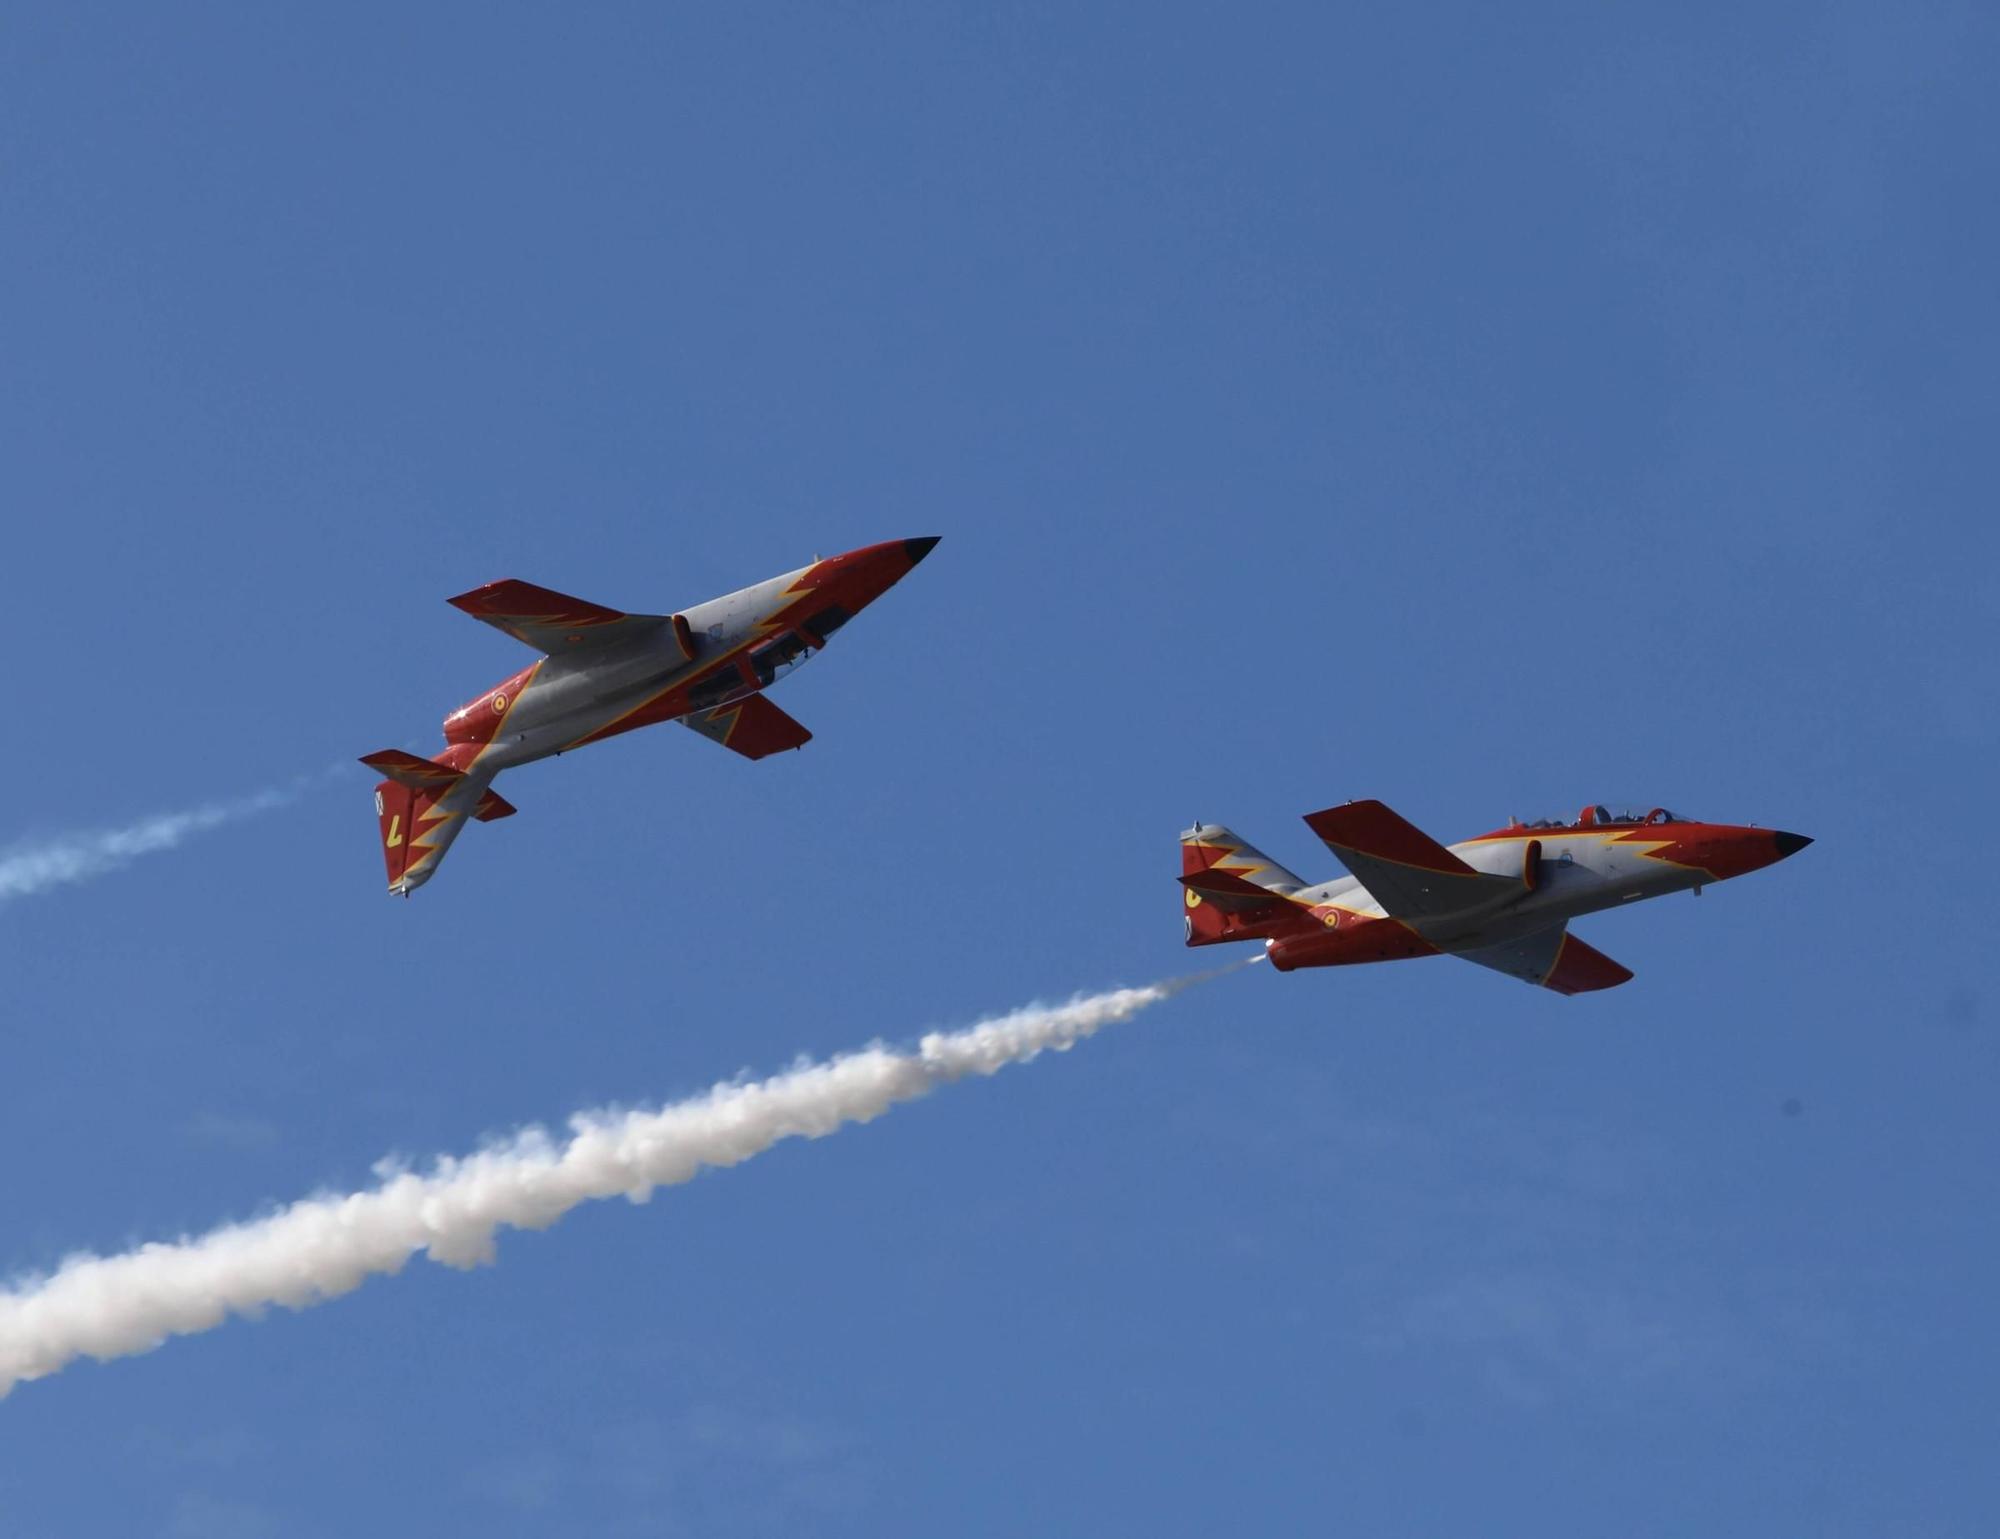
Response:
[682,694,812,760]
[359,749,464,791]
[1304,799,1515,921]
[448,579,682,656]
[474,788,517,822]
[1178,868,1292,913]
[359,750,516,817]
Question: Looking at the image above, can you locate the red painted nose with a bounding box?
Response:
[811,537,940,608]
[1698,827,1813,880]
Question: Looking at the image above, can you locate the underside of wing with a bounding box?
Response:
[1454,927,1634,994]
[682,694,812,760]
[1303,800,1517,920]
[447,579,684,656]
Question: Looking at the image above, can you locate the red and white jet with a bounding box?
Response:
[1181,801,1810,993]
[360,538,938,895]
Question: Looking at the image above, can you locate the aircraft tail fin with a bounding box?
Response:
[359,750,509,896]
[1179,823,1309,946]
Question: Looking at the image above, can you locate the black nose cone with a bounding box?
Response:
[1773,831,1813,859]
[904,536,941,566]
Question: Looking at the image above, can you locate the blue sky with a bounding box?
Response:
[3,3,1995,1533]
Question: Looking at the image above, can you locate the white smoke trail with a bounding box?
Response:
[0,767,346,903]
[0,968,1239,1395]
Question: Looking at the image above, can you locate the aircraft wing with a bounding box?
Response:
[1454,927,1634,994]
[681,694,812,759]
[1302,800,1517,920]
[447,579,686,657]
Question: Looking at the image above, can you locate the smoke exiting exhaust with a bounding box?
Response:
[0,767,346,904]
[0,967,1241,1396]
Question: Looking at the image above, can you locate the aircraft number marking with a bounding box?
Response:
[385,814,404,848]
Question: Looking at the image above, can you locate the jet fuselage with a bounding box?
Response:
[442,562,867,775]
[364,538,937,895]
[1181,802,1811,993]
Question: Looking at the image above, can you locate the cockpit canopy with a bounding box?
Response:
[1515,804,1688,830]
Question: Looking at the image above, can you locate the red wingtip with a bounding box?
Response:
[1543,935,1634,995]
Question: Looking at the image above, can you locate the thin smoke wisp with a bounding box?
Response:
[0,969,1235,1396]
[0,768,344,904]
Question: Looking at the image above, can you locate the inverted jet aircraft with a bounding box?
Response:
[360,537,939,895]
[1180,801,1810,993]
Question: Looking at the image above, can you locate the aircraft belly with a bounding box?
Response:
[523,700,662,758]
[1563,867,1696,917]
[481,659,691,763]
[1438,868,1597,946]
[1446,864,1692,946]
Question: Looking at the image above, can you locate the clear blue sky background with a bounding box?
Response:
[3,4,1995,1534]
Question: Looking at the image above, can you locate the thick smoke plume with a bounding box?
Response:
[0,971,1232,1395]
[0,768,343,903]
